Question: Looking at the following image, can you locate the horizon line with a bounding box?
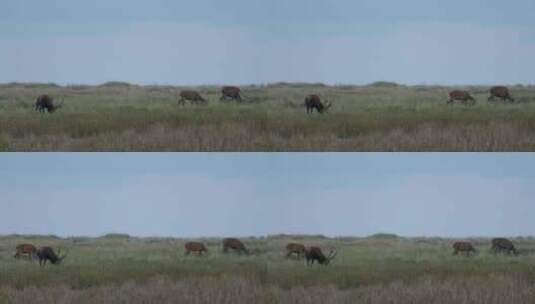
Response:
[2,233,533,240]
[2,81,534,88]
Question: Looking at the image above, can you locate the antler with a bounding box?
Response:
[58,248,68,260]
[328,249,337,260]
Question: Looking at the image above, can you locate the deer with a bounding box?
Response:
[36,247,67,266]
[35,95,63,113]
[222,238,249,255]
[286,243,306,259]
[220,86,242,102]
[184,241,208,256]
[488,86,514,102]
[305,246,337,266]
[491,238,518,255]
[305,95,332,113]
[14,244,38,260]
[452,241,476,256]
[178,90,207,105]
[447,90,476,105]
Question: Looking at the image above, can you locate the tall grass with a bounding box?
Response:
[1,83,535,151]
[1,235,535,303]
[3,275,534,304]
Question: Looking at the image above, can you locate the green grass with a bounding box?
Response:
[1,83,535,151]
[1,235,535,303]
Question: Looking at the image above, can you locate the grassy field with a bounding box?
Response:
[1,234,535,303]
[1,82,535,151]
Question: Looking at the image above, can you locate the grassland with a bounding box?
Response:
[1,82,535,151]
[1,234,535,303]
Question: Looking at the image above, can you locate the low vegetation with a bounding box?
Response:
[1,83,535,151]
[1,234,535,303]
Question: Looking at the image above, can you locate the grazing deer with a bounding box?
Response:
[220,86,242,102]
[222,238,249,255]
[184,242,208,256]
[305,95,332,113]
[447,90,476,105]
[178,90,207,105]
[35,95,63,113]
[305,247,337,266]
[286,243,306,259]
[491,238,518,255]
[14,244,38,260]
[488,86,514,102]
[36,247,67,266]
[452,241,476,256]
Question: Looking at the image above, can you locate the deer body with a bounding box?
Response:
[36,247,67,266]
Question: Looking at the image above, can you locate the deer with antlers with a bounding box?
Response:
[305,95,332,113]
[305,246,337,266]
[35,95,63,113]
[36,247,67,266]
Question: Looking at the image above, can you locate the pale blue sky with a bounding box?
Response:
[1,1,534,85]
[1,153,535,237]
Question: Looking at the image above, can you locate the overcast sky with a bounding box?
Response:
[1,153,534,238]
[1,0,534,85]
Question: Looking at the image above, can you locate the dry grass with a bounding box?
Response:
[1,234,535,303]
[1,83,535,151]
[2,275,534,304]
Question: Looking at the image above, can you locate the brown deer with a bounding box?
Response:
[14,244,38,260]
[452,241,476,256]
[488,86,514,102]
[447,90,476,105]
[220,86,242,101]
[222,238,249,255]
[35,95,63,113]
[305,95,331,113]
[305,246,337,266]
[184,242,208,256]
[178,90,207,105]
[491,238,518,255]
[286,243,306,259]
[36,247,67,266]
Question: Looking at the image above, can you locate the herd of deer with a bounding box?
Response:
[168,238,337,266]
[13,237,519,268]
[13,244,67,266]
[32,85,515,115]
[453,238,519,256]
